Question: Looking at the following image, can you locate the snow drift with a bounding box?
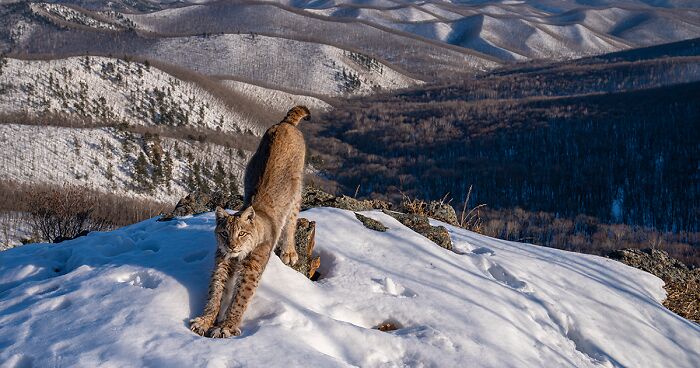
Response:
[1,208,698,367]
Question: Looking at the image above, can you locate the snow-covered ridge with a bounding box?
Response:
[29,3,124,31]
[121,0,700,64]
[121,33,420,96]
[1,208,698,367]
[219,79,331,115]
[0,57,263,135]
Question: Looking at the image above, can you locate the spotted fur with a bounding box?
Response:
[190,106,308,338]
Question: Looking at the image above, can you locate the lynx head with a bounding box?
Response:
[215,206,259,259]
[282,105,311,126]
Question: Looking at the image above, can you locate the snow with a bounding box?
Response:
[219,80,331,115]
[0,124,248,204]
[29,3,124,31]
[130,33,419,97]
[0,57,264,135]
[1,207,698,367]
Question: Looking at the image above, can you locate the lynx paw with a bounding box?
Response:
[281,249,299,266]
[207,326,241,338]
[189,317,212,336]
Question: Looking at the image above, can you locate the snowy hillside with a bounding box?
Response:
[134,33,418,96]
[0,124,247,203]
[1,208,698,367]
[0,57,265,135]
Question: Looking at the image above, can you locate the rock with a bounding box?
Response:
[365,199,393,211]
[301,186,335,210]
[302,186,392,212]
[159,191,244,221]
[355,213,387,232]
[330,195,375,211]
[53,230,90,244]
[276,218,320,279]
[400,199,459,226]
[426,201,459,226]
[608,248,696,284]
[382,210,452,250]
[375,322,399,332]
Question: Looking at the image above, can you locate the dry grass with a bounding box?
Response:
[458,185,486,233]
[400,191,429,217]
[663,276,700,323]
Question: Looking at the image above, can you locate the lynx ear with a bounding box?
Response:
[215,206,229,220]
[241,206,256,222]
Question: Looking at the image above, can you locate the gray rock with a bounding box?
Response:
[382,210,452,250]
[426,201,459,226]
[159,191,244,221]
[301,186,336,210]
[302,186,392,212]
[609,248,699,284]
[355,213,387,232]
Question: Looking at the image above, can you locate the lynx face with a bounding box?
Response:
[215,207,258,259]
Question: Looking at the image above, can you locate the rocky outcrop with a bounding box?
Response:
[382,210,452,250]
[426,201,459,226]
[355,213,387,232]
[159,191,244,221]
[609,248,699,323]
[609,248,697,284]
[399,199,459,226]
[302,187,392,212]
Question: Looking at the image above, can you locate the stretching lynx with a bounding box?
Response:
[190,106,309,338]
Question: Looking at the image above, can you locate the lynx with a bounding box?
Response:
[190,106,310,338]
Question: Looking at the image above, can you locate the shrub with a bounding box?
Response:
[27,185,110,242]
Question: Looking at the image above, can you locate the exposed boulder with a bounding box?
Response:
[426,201,459,226]
[355,213,387,232]
[159,191,244,221]
[399,198,459,226]
[276,218,320,279]
[609,248,697,284]
[301,186,336,210]
[302,186,392,212]
[382,210,452,250]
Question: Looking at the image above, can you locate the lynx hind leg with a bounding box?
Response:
[280,206,300,266]
[190,252,232,336]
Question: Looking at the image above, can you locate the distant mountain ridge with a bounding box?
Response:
[3,0,700,91]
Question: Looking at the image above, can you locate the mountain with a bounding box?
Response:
[1,207,698,367]
[3,0,700,89]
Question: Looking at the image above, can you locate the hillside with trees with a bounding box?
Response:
[306,39,700,265]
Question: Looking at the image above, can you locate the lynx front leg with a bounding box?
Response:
[190,251,233,336]
[208,242,273,338]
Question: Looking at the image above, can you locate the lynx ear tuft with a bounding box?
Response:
[215,206,229,220]
[241,206,256,222]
